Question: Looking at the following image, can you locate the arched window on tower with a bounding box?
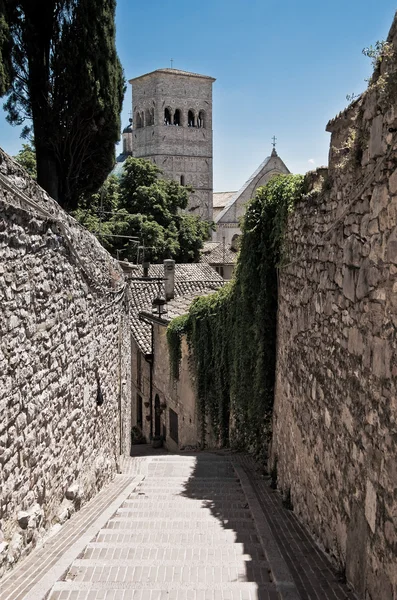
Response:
[135,112,142,129]
[164,108,171,125]
[197,111,205,128]
[145,108,154,126]
[188,110,196,127]
[180,175,185,186]
[173,109,181,126]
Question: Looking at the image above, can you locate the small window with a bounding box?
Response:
[164,108,171,125]
[174,109,181,126]
[180,175,185,186]
[198,111,205,128]
[135,112,142,129]
[188,110,196,127]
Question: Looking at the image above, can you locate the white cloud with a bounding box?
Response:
[308,158,315,165]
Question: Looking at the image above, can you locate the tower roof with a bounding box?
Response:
[129,68,215,84]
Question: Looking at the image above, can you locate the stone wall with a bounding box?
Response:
[271,15,397,600]
[152,325,201,451]
[0,149,131,574]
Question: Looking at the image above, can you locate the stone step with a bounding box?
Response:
[83,545,265,561]
[71,558,270,569]
[95,531,260,545]
[49,581,277,596]
[85,541,264,554]
[121,500,249,508]
[103,518,256,530]
[53,567,275,588]
[116,508,252,518]
[65,563,272,584]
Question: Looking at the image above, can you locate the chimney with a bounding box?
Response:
[164,259,175,301]
[142,261,150,277]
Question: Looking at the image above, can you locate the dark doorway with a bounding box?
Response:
[154,394,161,436]
[169,408,179,444]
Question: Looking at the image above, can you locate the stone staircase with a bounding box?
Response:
[48,455,280,599]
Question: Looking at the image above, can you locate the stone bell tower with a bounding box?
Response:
[128,68,215,222]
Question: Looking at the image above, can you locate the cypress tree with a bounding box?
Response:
[2,0,124,210]
[0,0,13,96]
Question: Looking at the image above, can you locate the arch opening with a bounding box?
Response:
[173,109,181,126]
[188,110,196,127]
[164,108,172,125]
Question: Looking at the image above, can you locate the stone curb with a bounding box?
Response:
[233,464,302,600]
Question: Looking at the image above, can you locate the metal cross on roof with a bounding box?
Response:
[170,58,174,68]
[272,135,277,149]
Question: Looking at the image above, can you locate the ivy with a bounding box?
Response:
[166,314,189,379]
[167,174,304,458]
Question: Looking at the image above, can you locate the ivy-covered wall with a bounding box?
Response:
[167,174,304,457]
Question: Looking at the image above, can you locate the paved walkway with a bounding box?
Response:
[0,449,358,600]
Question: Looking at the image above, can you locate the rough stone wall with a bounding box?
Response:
[271,16,397,600]
[130,340,151,444]
[129,70,214,221]
[0,149,131,574]
[152,325,200,450]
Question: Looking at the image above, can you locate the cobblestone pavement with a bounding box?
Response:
[0,449,358,600]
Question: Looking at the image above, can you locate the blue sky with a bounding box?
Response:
[0,1,396,191]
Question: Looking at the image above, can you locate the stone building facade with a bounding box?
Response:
[129,263,223,450]
[140,290,220,451]
[213,148,290,244]
[271,14,397,600]
[0,149,132,575]
[128,68,215,221]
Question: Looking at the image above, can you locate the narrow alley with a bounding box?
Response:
[0,450,358,600]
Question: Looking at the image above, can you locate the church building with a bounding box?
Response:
[212,147,290,244]
[119,67,290,257]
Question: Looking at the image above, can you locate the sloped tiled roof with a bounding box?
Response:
[200,242,238,265]
[157,288,219,324]
[213,191,236,208]
[215,156,272,223]
[129,68,215,83]
[130,263,223,354]
[143,263,224,283]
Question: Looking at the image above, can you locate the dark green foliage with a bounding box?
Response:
[74,157,213,263]
[0,0,13,96]
[166,315,189,379]
[13,142,36,178]
[2,0,124,209]
[167,174,304,456]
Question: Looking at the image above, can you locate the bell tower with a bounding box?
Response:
[128,68,215,222]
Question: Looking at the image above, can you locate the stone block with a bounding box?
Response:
[342,266,356,302]
[372,337,392,378]
[389,168,397,195]
[369,114,384,159]
[370,185,389,218]
[387,226,397,264]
